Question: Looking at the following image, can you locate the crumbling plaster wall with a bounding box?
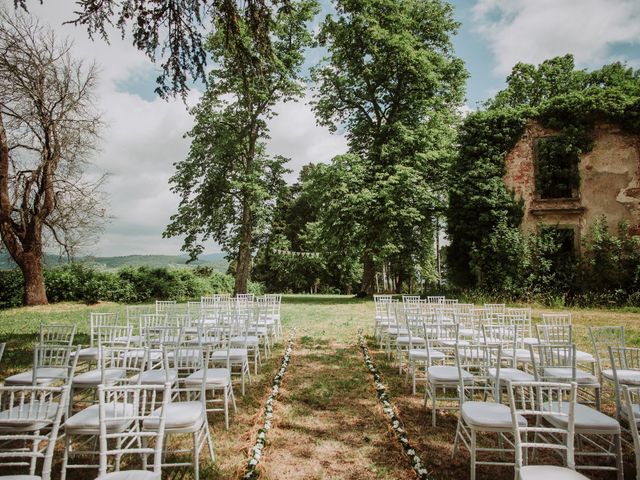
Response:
[503,120,640,243]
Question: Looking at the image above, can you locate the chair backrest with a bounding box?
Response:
[484,303,506,318]
[541,312,572,326]
[145,325,184,350]
[507,381,578,474]
[0,384,70,479]
[165,345,208,402]
[97,323,133,348]
[155,300,177,315]
[125,305,152,325]
[32,344,79,384]
[0,342,5,363]
[529,344,576,382]
[187,301,202,319]
[97,382,170,476]
[90,312,120,346]
[455,303,474,314]
[500,309,531,340]
[99,346,145,381]
[536,323,573,345]
[609,346,640,374]
[456,344,502,402]
[38,324,76,347]
[402,295,420,304]
[426,296,444,304]
[589,325,625,374]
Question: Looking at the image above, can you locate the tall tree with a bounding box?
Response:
[312,0,466,294]
[15,0,292,98]
[164,0,318,294]
[0,10,106,305]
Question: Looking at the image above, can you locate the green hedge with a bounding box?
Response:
[0,264,264,308]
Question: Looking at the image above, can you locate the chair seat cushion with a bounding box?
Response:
[543,368,599,385]
[211,349,247,361]
[396,336,425,346]
[65,403,135,433]
[123,349,162,361]
[428,366,472,383]
[73,346,99,361]
[4,367,67,386]
[461,401,526,429]
[130,369,178,385]
[488,367,534,383]
[409,349,445,360]
[545,401,620,433]
[575,350,595,363]
[609,369,640,385]
[0,402,59,431]
[458,328,476,338]
[439,339,469,347]
[185,368,231,386]
[246,327,268,335]
[230,336,259,346]
[143,401,204,430]
[97,471,160,480]
[502,348,532,362]
[519,465,589,480]
[73,368,127,386]
[387,327,409,336]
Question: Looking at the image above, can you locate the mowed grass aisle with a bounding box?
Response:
[260,296,415,479]
[1,296,640,479]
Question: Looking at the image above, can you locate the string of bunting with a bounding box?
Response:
[241,332,295,479]
[357,331,433,480]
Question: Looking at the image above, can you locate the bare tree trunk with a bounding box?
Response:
[20,251,48,305]
[360,251,376,296]
[234,200,252,295]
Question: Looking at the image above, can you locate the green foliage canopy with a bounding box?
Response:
[164,1,318,293]
[311,0,467,293]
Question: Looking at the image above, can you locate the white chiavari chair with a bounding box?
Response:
[0,384,70,479]
[507,380,587,480]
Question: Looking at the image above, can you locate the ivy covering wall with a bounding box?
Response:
[447,55,640,295]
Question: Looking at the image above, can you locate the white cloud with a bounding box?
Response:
[2,1,347,256]
[472,0,640,75]
[267,94,348,183]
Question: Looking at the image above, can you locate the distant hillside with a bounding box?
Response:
[0,252,228,272]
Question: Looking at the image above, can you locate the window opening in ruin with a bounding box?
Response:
[534,136,580,199]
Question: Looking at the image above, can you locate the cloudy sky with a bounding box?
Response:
[7,0,640,257]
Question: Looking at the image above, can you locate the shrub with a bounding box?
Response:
[0,269,24,308]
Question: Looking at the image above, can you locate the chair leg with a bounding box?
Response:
[615,433,623,480]
[224,386,229,430]
[452,419,461,458]
[431,383,437,427]
[205,422,215,462]
[61,434,70,480]
[470,430,477,480]
[193,431,200,480]
[230,385,237,411]
[29,434,40,475]
[141,437,148,470]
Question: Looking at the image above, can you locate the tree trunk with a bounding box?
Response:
[395,270,404,294]
[360,252,376,296]
[20,252,48,306]
[234,200,253,295]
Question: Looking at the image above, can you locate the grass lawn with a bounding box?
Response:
[0,295,639,479]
